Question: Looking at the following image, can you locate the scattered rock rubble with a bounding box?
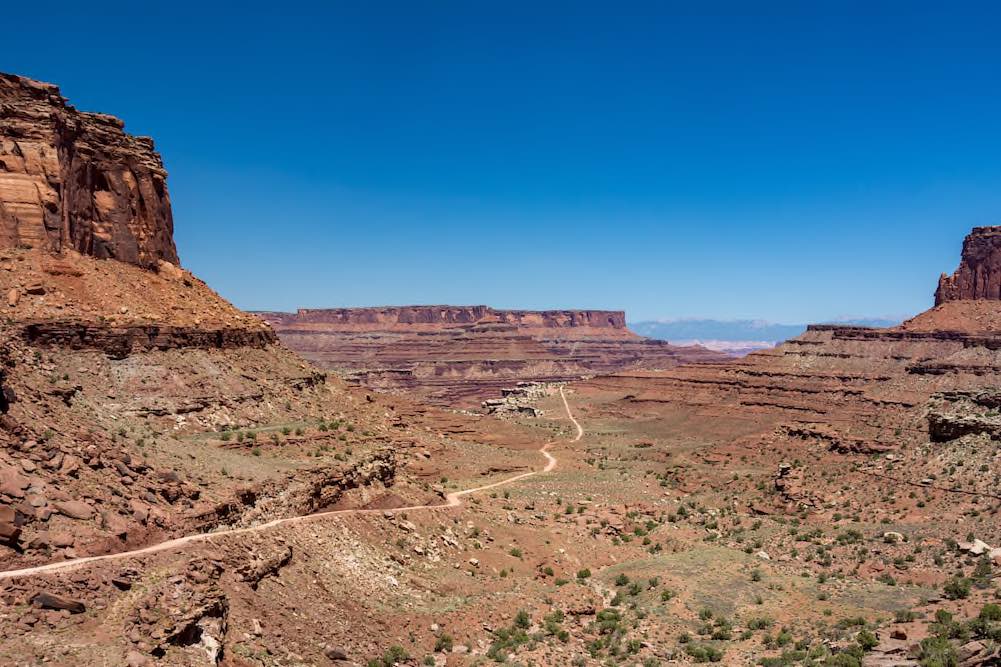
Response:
[482,382,561,417]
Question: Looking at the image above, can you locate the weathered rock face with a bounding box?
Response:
[266,306,632,333]
[935,226,1001,304]
[0,72,177,268]
[257,306,725,406]
[21,322,276,359]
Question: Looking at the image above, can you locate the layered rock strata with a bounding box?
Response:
[0,72,177,268]
[575,225,1001,504]
[257,306,725,406]
[936,226,1001,304]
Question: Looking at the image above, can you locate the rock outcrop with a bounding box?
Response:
[0,72,177,268]
[935,226,1001,304]
[257,306,725,406]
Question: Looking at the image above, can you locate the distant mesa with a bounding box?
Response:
[256,306,727,406]
[263,305,633,334]
[0,72,177,269]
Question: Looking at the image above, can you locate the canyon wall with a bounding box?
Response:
[258,306,724,406]
[267,306,632,334]
[0,72,177,268]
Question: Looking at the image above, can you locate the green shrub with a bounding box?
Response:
[943,576,971,600]
[916,636,958,667]
[368,645,409,667]
[685,643,724,663]
[980,603,1001,622]
[856,630,878,651]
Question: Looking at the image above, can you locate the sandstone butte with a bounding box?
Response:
[256,305,726,407]
[0,70,1000,667]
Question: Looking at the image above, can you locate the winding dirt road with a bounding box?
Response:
[0,387,582,581]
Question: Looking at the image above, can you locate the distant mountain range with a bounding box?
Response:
[629,317,904,356]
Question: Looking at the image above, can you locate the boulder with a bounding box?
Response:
[100,511,129,538]
[0,504,21,544]
[324,647,348,661]
[0,466,30,498]
[32,591,85,613]
[54,500,95,520]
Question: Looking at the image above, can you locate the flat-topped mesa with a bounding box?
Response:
[935,226,1001,305]
[263,306,633,336]
[0,72,178,268]
[256,305,724,406]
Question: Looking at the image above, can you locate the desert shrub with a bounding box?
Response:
[367,645,409,667]
[916,636,958,667]
[685,643,724,663]
[856,630,878,651]
[943,576,971,600]
[972,557,993,588]
[980,603,1001,622]
[747,617,774,630]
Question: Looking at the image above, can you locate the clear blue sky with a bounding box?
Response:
[5,2,1001,322]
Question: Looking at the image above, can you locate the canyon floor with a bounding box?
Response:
[2,354,998,667]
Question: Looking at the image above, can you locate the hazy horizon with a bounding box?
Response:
[6,3,1000,322]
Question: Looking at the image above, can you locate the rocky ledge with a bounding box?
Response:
[21,321,277,359]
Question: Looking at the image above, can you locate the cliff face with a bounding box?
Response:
[257,306,723,406]
[935,226,1001,305]
[0,72,177,268]
[270,306,631,333]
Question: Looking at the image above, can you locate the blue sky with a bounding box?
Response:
[5,2,1001,322]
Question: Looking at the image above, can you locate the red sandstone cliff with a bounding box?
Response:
[935,226,1001,305]
[263,306,634,335]
[0,72,177,268]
